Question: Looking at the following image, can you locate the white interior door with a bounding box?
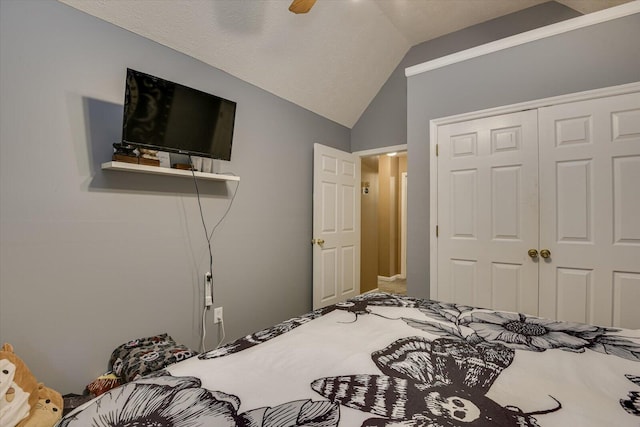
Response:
[313,143,361,309]
[436,110,540,315]
[538,91,640,328]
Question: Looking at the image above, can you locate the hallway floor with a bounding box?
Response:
[377,278,406,295]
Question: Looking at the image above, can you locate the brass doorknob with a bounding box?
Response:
[540,249,551,259]
[528,249,538,258]
[316,239,325,245]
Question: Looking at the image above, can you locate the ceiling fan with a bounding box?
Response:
[289,0,317,14]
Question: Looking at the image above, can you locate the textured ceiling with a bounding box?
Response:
[58,0,631,128]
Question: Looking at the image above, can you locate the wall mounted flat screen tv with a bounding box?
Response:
[121,68,236,160]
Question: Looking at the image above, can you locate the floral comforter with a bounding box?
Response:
[58,293,640,426]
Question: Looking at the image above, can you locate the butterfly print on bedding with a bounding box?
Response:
[320,299,397,323]
[621,374,640,416]
[352,292,422,308]
[319,293,421,323]
[312,337,561,427]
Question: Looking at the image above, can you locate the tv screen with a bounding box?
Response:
[121,69,236,160]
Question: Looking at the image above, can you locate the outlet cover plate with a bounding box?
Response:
[213,307,223,324]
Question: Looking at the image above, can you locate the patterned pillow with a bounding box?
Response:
[108,333,197,383]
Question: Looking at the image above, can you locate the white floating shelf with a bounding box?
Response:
[101,161,240,182]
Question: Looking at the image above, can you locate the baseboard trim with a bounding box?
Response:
[377,275,402,282]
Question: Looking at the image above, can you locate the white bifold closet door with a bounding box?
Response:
[436,110,540,316]
[538,92,640,328]
[436,90,640,328]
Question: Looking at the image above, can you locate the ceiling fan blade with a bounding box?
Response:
[289,0,317,14]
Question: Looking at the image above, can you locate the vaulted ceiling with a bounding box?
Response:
[58,0,631,128]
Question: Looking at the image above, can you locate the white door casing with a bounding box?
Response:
[313,143,361,309]
[431,83,640,328]
[538,91,640,327]
[436,110,540,315]
[401,172,408,279]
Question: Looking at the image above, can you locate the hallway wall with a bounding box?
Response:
[360,157,379,292]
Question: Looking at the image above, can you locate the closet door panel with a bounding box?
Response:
[539,91,640,328]
[613,272,640,328]
[437,110,539,314]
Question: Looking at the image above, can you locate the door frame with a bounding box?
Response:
[354,144,408,291]
[429,81,640,301]
[354,144,407,158]
[401,171,408,279]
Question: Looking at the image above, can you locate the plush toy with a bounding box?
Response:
[0,343,39,427]
[18,383,63,427]
[0,344,63,427]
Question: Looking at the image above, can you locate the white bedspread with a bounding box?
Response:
[58,293,640,426]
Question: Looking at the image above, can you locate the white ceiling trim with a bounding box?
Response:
[406,1,640,77]
[354,144,408,157]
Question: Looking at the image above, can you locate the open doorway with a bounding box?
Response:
[356,146,407,296]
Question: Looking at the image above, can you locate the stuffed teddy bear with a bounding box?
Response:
[0,343,39,427]
[0,343,63,427]
[18,383,63,427]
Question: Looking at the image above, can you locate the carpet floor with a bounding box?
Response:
[376,278,406,295]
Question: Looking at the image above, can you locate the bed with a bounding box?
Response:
[57,292,640,426]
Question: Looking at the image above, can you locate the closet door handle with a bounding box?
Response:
[528,249,538,258]
[540,249,551,259]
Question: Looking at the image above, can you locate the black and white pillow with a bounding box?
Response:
[109,333,196,383]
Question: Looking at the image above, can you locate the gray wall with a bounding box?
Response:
[350,1,581,152]
[406,13,640,298]
[0,0,349,393]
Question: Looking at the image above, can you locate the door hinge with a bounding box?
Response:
[435,144,439,156]
[436,225,439,237]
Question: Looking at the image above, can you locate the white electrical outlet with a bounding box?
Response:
[213,307,223,324]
